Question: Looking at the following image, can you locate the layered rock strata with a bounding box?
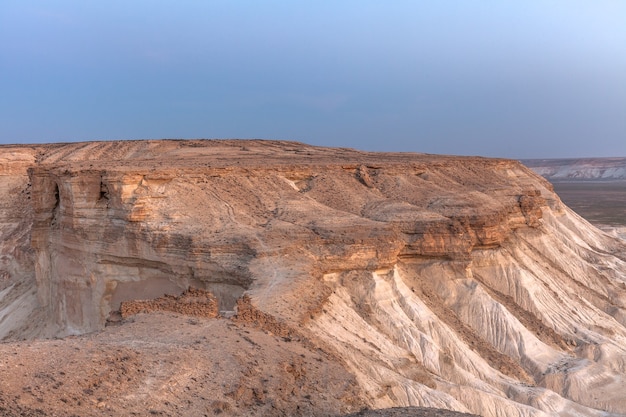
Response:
[0,147,40,339]
[522,157,626,181]
[1,140,626,416]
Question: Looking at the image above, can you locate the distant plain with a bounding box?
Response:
[552,181,626,227]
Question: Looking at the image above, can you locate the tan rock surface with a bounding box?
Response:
[1,139,626,416]
[0,313,363,417]
[119,287,219,319]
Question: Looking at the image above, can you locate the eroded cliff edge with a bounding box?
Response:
[2,140,626,417]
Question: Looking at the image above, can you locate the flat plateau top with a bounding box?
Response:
[1,139,509,172]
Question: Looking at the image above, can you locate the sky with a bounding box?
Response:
[1,1,624,158]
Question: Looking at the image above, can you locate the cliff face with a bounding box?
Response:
[2,140,626,416]
[25,141,547,334]
[522,157,626,181]
[0,147,40,339]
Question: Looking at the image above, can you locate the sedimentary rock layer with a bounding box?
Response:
[1,140,626,416]
[522,157,626,180]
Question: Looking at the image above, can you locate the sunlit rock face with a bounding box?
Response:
[2,140,626,416]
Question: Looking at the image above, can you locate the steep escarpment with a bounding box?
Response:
[0,147,41,339]
[522,157,626,181]
[2,140,626,416]
[26,141,548,334]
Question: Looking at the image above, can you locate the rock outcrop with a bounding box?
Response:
[2,140,626,416]
[119,287,219,319]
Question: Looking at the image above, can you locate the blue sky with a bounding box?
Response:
[1,1,624,158]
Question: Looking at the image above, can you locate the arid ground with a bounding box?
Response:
[551,181,626,227]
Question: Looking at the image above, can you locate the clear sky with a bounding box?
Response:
[1,1,624,158]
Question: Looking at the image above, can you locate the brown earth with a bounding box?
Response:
[0,309,477,417]
[0,312,363,417]
[345,408,479,417]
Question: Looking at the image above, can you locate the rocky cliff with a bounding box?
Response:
[522,157,626,181]
[1,140,626,416]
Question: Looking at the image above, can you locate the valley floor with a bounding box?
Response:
[552,181,626,228]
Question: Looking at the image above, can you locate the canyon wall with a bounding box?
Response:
[0,147,40,339]
[2,140,626,416]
